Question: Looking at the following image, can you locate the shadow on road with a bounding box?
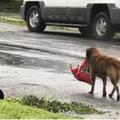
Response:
[71,92,120,109]
[43,31,120,43]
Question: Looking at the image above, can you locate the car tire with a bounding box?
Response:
[26,6,46,32]
[92,12,114,40]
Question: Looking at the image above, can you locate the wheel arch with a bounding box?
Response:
[86,4,115,25]
[86,4,116,39]
[24,1,44,21]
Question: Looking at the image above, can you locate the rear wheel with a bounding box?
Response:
[26,6,46,32]
[92,12,114,40]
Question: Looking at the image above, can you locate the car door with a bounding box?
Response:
[43,0,67,23]
[67,0,88,24]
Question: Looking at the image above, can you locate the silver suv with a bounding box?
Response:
[21,0,120,40]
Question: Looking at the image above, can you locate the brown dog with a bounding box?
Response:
[86,47,120,101]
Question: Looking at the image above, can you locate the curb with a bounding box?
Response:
[0,16,21,22]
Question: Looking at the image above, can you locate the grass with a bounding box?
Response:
[0,12,20,19]
[0,99,71,119]
[0,95,102,119]
[0,12,25,26]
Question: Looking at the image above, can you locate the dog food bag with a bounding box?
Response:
[70,58,93,85]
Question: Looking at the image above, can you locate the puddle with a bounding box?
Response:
[0,51,69,73]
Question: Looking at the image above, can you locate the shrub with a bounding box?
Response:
[0,0,22,12]
[21,95,100,114]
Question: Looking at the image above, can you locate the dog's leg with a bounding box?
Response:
[110,85,120,101]
[102,78,107,98]
[89,75,96,95]
[109,78,120,101]
[116,85,120,101]
[109,86,115,99]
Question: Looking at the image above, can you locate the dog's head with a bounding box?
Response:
[86,47,100,60]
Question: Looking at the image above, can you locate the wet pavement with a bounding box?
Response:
[0,22,120,118]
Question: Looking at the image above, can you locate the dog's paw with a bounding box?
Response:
[102,93,107,98]
[109,94,113,98]
[88,91,93,95]
[117,95,120,101]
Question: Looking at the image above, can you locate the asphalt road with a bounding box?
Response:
[0,22,120,118]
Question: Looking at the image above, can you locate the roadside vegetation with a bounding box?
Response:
[0,99,69,119]
[0,95,102,119]
[0,12,25,26]
[0,0,25,25]
[0,0,21,12]
[21,95,100,114]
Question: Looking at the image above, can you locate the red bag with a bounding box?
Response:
[70,58,93,85]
